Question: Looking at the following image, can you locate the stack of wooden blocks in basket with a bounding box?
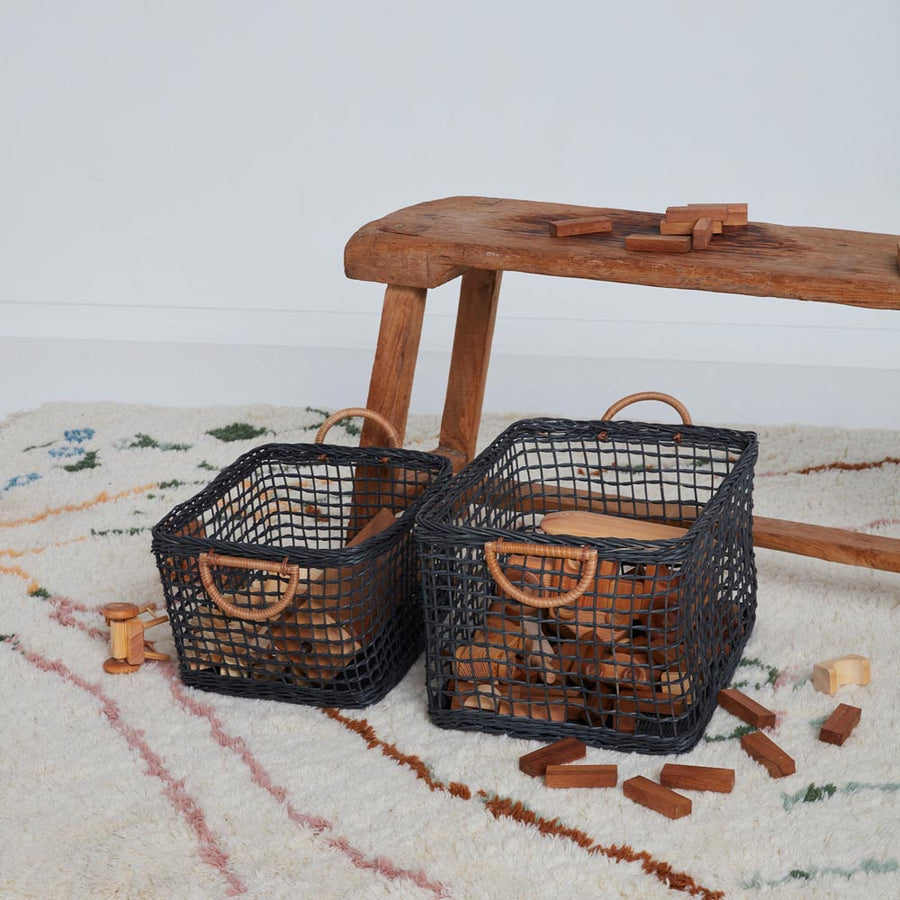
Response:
[93,396,867,822]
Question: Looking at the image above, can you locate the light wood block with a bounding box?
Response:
[740,730,795,778]
[625,234,692,254]
[819,703,861,746]
[623,776,691,819]
[718,688,776,728]
[545,764,618,788]
[812,654,871,694]
[660,763,734,793]
[519,737,586,777]
[549,216,613,237]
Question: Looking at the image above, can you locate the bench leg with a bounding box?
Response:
[436,269,502,469]
[360,284,427,448]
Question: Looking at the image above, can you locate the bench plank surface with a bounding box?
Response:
[345,196,900,309]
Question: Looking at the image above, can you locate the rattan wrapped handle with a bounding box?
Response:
[314,407,400,447]
[602,392,692,425]
[198,551,300,621]
[484,540,599,609]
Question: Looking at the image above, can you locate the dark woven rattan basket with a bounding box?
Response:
[415,394,758,753]
[151,409,451,708]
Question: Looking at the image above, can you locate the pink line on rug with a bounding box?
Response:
[169,675,451,899]
[11,641,248,897]
[31,593,450,899]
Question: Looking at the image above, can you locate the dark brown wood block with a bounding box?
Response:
[740,730,795,778]
[659,763,735,793]
[819,703,862,746]
[549,216,613,237]
[625,234,692,254]
[718,688,776,728]
[544,764,618,788]
[519,737,586,777]
[622,776,691,819]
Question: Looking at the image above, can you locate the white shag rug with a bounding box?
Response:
[1,401,898,900]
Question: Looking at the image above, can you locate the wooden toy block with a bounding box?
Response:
[740,730,795,778]
[519,736,586,777]
[722,202,749,225]
[659,763,734,793]
[666,204,727,223]
[718,688,776,728]
[623,776,691,819]
[692,217,713,250]
[819,703,861,746]
[549,216,613,237]
[812,654,871,694]
[544,764,618,788]
[625,234,692,253]
[660,219,723,235]
[685,202,748,226]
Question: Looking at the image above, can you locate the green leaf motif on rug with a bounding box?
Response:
[28,587,50,599]
[197,460,220,471]
[729,655,780,691]
[122,434,192,451]
[783,781,900,811]
[304,407,361,436]
[206,423,269,442]
[64,451,99,472]
[742,857,898,889]
[703,723,757,743]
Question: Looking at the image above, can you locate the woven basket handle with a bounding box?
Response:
[602,392,692,425]
[198,551,300,621]
[314,407,400,447]
[484,540,598,609]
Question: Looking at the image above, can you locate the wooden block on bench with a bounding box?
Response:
[623,776,691,819]
[718,688,776,728]
[692,217,713,250]
[819,703,861,746]
[660,218,723,235]
[740,730,795,778]
[625,234,692,254]
[549,216,613,237]
[660,763,734,793]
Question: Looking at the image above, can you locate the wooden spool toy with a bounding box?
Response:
[101,602,170,674]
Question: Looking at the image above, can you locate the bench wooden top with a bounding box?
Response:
[344,196,900,310]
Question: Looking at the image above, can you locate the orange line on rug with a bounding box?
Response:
[0,536,88,557]
[760,455,900,478]
[321,709,723,899]
[0,563,40,593]
[481,794,724,900]
[321,708,471,798]
[0,483,157,528]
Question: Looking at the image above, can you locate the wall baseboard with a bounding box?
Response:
[2,336,897,429]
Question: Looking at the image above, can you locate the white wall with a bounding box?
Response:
[1,0,899,427]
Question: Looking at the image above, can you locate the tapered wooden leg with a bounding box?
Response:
[436,269,502,469]
[360,284,428,448]
[349,285,427,539]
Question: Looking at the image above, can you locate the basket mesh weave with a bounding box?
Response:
[415,417,758,753]
[152,442,450,707]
